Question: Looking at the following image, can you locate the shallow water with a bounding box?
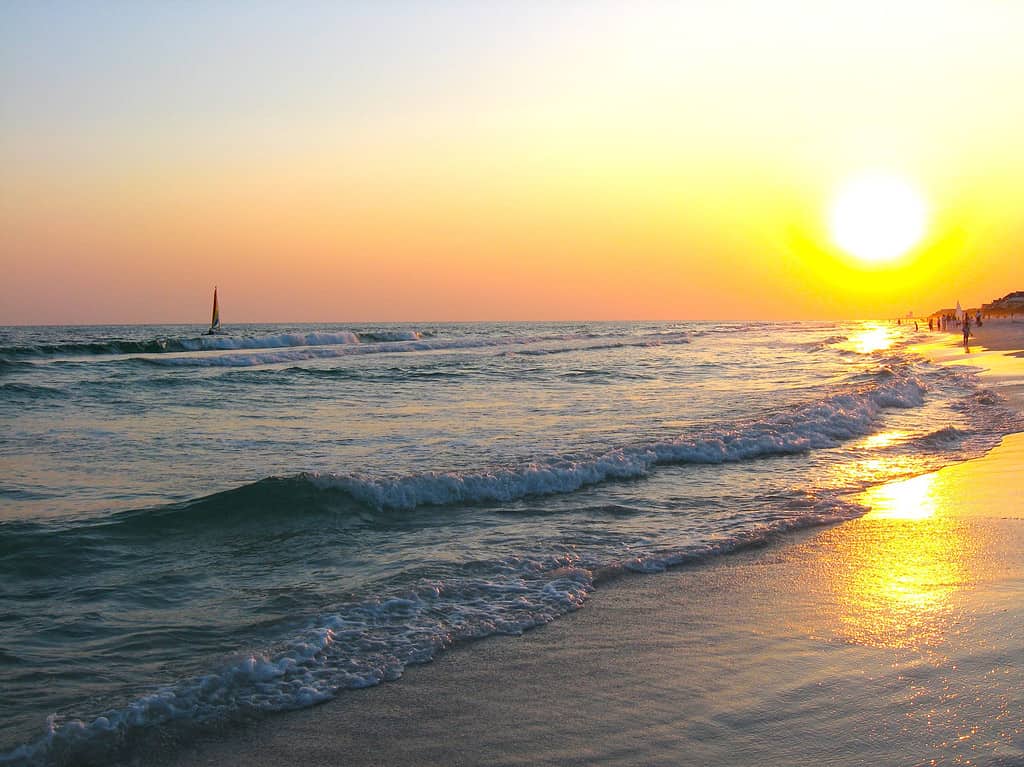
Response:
[0,321,1019,765]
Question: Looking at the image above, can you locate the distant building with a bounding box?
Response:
[981,291,1024,315]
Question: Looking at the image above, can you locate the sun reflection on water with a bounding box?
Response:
[862,472,939,521]
[825,452,922,492]
[860,430,908,450]
[823,472,980,649]
[841,323,898,354]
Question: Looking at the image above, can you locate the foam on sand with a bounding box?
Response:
[140,434,1024,767]
[913,316,1024,412]
[137,322,1024,767]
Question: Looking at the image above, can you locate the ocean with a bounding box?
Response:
[1,321,1019,765]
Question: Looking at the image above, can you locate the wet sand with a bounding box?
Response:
[916,316,1024,412]
[971,316,1024,354]
[153,324,1024,767]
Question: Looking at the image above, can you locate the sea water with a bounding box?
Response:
[0,321,1018,765]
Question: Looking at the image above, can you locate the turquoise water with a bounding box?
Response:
[0,321,1018,765]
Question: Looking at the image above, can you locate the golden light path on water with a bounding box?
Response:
[778,434,1024,758]
[840,322,899,355]
[823,471,984,650]
[860,430,909,450]
[813,320,1009,651]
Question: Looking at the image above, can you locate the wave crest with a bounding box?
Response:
[3,494,863,767]
[141,332,692,368]
[266,371,925,511]
[0,330,435,359]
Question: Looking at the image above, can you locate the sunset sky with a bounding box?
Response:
[2,2,1023,324]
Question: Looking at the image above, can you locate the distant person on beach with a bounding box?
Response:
[914,321,918,331]
[963,314,971,346]
[928,318,933,331]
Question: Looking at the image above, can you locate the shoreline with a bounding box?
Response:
[149,325,1024,767]
[913,315,1024,413]
[154,446,1024,767]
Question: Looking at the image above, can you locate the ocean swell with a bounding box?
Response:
[1,497,862,767]
[139,332,693,368]
[0,331,369,358]
[1,556,593,767]
[0,366,927,555]
[305,370,926,511]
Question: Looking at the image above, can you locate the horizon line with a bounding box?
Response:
[1,316,938,329]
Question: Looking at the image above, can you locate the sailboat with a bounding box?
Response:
[206,287,222,335]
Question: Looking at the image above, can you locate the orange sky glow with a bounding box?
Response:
[2,2,1022,324]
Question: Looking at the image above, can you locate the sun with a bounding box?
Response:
[828,172,928,263]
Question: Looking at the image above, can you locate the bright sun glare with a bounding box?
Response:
[829,172,928,263]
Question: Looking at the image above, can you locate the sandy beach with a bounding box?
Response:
[918,316,1024,413]
[8,6,1024,766]
[143,322,1024,767]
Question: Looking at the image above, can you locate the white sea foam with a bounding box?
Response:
[2,559,593,766]
[142,332,692,367]
[2,500,861,766]
[177,331,361,351]
[357,330,424,342]
[304,373,926,511]
[5,321,1002,767]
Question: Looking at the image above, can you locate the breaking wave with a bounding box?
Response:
[296,371,924,509]
[1,367,928,552]
[1,495,861,767]
[0,330,695,368]
[138,332,692,368]
[0,331,376,358]
[5,320,1018,767]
